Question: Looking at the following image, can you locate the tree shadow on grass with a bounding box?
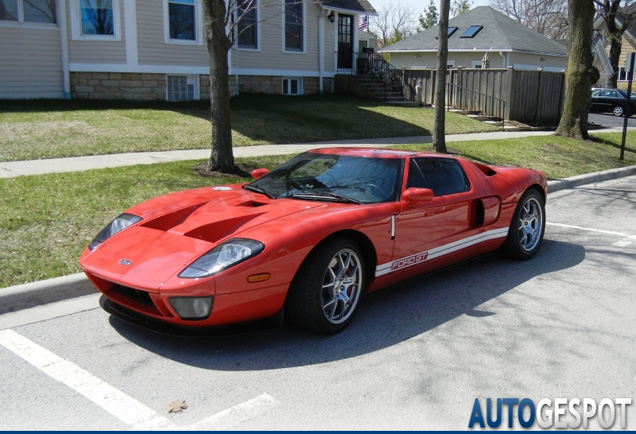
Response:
[0,95,432,146]
[110,238,584,371]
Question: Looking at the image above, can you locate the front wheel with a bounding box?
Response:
[501,189,545,260]
[286,239,365,334]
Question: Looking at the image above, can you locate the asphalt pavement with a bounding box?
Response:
[1,125,635,316]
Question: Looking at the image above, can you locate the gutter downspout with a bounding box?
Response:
[58,0,70,99]
[499,51,509,68]
[318,10,328,95]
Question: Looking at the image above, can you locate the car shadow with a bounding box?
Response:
[109,238,584,371]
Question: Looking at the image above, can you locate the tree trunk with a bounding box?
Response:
[433,0,450,153]
[202,0,237,173]
[554,0,597,140]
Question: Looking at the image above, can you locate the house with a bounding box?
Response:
[0,0,377,100]
[594,2,636,86]
[380,6,567,73]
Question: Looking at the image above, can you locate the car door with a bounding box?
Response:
[383,157,491,281]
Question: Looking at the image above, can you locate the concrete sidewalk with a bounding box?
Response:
[0,129,563,178]
[1,127,635,316]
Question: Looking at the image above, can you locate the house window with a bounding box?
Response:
[617,66,634,82]
[168,0,195,41]
[0,0,18,21]
[167,75,199,101]
[282,77,303,95]
[80,0,114,35]
[447,60,456,69]
[1,0,56,23]
[284,0,303,52]
[237,0,258,49]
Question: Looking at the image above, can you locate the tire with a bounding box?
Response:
[501,189,545,260]
[612,105,624,117]
[286,239,365,334]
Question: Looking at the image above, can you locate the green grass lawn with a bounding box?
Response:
[0,95,497,161]
[1,131,633,289]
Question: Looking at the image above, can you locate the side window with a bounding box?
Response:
[408,158,470,196]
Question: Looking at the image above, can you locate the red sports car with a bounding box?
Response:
[80,148,547,334]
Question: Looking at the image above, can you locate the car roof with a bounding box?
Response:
[307,147,456,159]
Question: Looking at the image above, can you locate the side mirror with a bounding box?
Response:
[251,168,269,180]
[402,188,434,206]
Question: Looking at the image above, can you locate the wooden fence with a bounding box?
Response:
[404,67,565,126]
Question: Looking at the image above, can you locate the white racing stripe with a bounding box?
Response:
[375,227,509,277]
[0,329,176,430]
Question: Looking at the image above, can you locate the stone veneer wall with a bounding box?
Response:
[238,76,319,95]
[70,72,319,100]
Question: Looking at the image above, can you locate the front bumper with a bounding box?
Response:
[100,295,284,337]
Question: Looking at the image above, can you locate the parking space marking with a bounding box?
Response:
[547,222,636,240]
[0,329,177,430]
[188,393,280,430]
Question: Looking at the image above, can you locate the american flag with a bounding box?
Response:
[359,15,368,32]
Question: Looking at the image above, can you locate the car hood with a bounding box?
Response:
[81,186,328,290]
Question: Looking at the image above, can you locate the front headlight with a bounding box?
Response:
[179,238,264,279]
[89,213,142,250]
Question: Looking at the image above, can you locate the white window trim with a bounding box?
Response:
[471,61,483,68]
[70,0,121,41]
[282,77,303,95]
[447,60,456,68]
[166,74,200,101]
[237,0,260,52]
[281,0,306,54]
[0,0,58,28]
[163,0,203,46]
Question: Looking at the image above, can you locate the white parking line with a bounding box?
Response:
[0,329,177,430]
[0,328,280,431]
[547,222,636,239]
[188,393,280,430]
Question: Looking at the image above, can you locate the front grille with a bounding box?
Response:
[112,285,154,306]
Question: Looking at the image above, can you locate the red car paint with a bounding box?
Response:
[80,148,547,331]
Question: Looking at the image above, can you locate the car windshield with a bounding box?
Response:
[245,152,404,204]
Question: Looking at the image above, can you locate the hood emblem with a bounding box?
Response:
[119,259,132,266]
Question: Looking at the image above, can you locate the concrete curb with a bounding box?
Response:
[1,164,635,315]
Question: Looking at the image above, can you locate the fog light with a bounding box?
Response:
[169,297,214,320]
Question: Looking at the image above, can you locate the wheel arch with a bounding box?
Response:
[289,230,377,295]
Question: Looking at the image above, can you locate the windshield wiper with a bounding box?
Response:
[243,184,274,199]
[287,191,361,204]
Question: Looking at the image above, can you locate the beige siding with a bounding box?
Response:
[0,26,64,98]
[136,0,208,66]
[389,51,565,71]
[67,0,126,64]
[508,52,565,71]
[236,1,320,73]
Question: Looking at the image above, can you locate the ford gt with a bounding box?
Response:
[79,147,547,334]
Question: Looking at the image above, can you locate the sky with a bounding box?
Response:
[368,0,492,20]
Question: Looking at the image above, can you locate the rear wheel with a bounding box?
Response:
[613,105,624,117]
[286,239,364,334]
[502,189,545,260]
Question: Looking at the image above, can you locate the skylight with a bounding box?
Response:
[448,26,458,37]
[460,25,483,38]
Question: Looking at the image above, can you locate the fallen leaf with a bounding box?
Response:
[167,399,188,414]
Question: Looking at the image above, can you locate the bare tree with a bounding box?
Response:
[434,0,451,153]
[371,2,418,47]
[201,0,314,173]
[594,0,636,88]
[490,0,569,39]
[555,0,599,139]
